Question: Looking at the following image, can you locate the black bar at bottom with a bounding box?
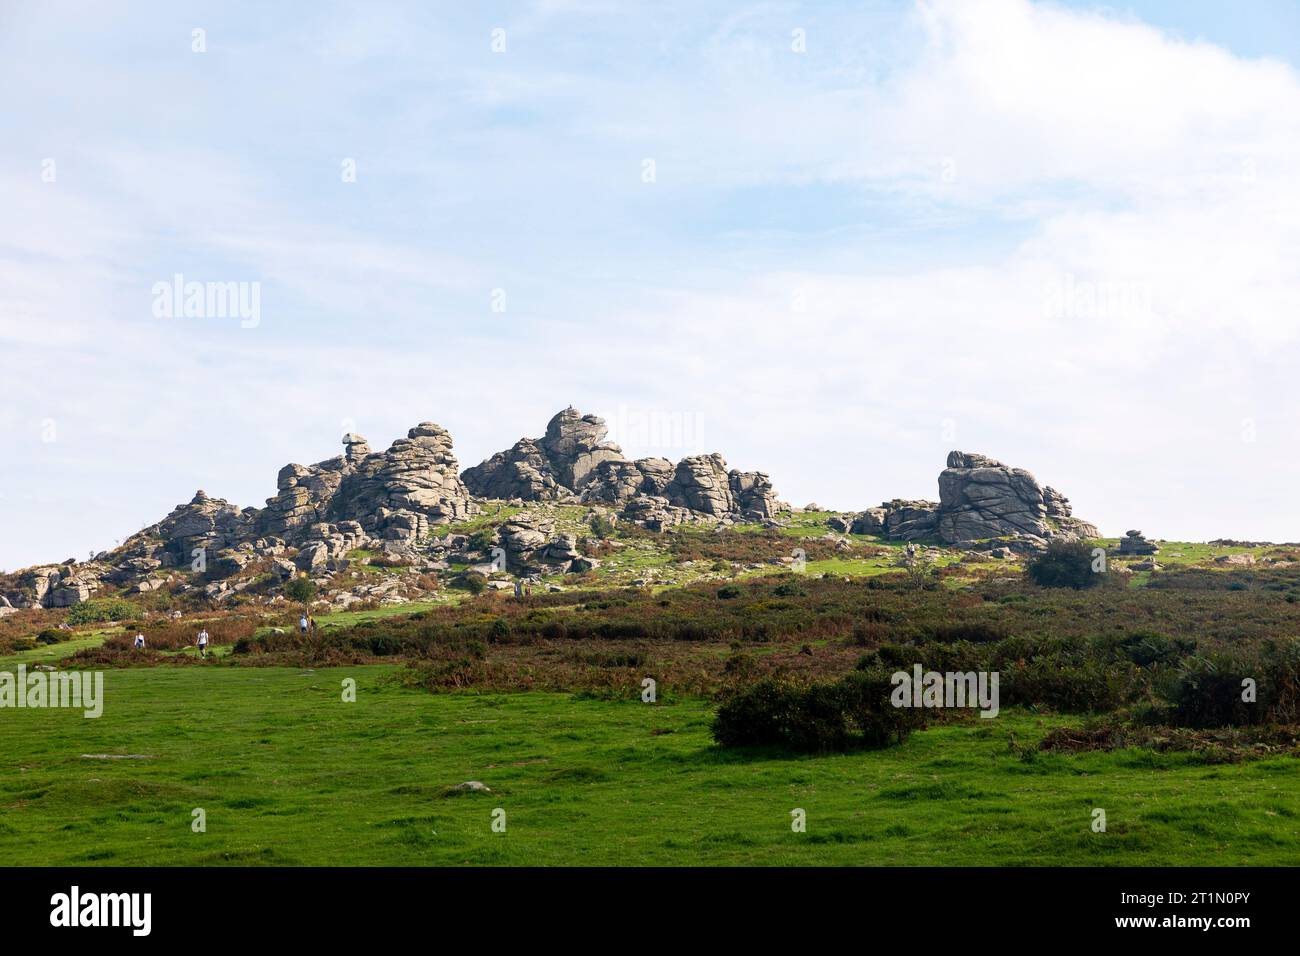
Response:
[0,866,1283,942]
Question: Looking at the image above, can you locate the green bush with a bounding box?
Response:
[1162,653,1261,728]
[1112,630,1196,668]
[1002,660,1132,713]
[588,514,616,538]
[923,622,1007,644]
[467,529,497,553]
[711,670,923,753]
[716,585,743,600]
[1160,641,1300,727]
[460,573,487,595]
[1026,541,1100,589]
[284,576,318,603]
[66,598,139,625]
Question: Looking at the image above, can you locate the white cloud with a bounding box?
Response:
[3,0,1300,569]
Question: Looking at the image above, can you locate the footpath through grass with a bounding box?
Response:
[3,667,1296,865]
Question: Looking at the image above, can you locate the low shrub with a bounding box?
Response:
[66,598,139,625]
[1161,641,1300,727]
[711,670,923,753]
[1002,660,1133,713]
[284,577,318,603]
[1025,541,1100,589]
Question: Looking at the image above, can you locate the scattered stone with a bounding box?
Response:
[826,514,852,533]
[80,754,156,760]
[450,780,491,793]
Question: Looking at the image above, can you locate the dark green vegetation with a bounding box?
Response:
[712,671,924,752]
[1026,540,1102,589]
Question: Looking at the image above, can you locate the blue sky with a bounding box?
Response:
[3,0,1300,568]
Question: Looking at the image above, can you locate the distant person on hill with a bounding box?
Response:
[514,580,523,598]
[197,627,209,658]
[133,632,145,650]
[300,613,309,635]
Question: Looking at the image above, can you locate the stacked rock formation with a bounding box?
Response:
[841,451,1098,547]
[9,560,109,608]
[464,407,779,527]
[1117,530,1159,555]
[460,408,622,502]
[3,422,1108,610]
[850,500,942,541]
[936,452,1096,544]
[1,422,478,608]
[265,423,474,544]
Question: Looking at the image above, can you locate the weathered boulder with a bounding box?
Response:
[826,514,852,533]
[294,542,330,573]
[619,495,697,531]
[884,500,942,540]
[850,508,889,536]
[665,454,735,516]
[1118,530,1159,555]
[843,452,1095,546]
[498,514,553,569]
[329,423,477,538]
[580,458,675,507]
[469,408,783,528]
[2,562,107,609]
[935,451,1097,545]
[1213,552,1254,566]
[537,406,624,490]
[249,424,479,548]
[463,407,622,500]
[460,438,563,501]
[153,490,255,564]
[728,469,778,519]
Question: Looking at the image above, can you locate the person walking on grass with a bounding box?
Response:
[197,627,209,658]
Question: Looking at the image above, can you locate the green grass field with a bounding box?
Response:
[2,665,1295,866]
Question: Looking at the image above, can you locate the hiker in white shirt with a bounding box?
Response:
[197,628,210,658]
[133,632,145,650]
[299,614,309,635]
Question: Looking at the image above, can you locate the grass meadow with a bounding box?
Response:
[1,664,1295,866]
